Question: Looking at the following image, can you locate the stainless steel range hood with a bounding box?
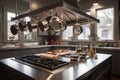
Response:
[11,0,99,23]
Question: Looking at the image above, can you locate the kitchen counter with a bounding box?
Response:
[0,53,112,80]
[0,45,76,59]
[0,45,52,51]
[0,45,52,59]
[1,45,120,51]
[0,45,118,59]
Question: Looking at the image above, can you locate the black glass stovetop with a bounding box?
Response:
[15,55,69,70]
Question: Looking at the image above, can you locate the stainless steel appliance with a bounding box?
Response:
[14,55,69,70]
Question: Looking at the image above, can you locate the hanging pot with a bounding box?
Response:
[38,16,51,32]
[38,21,44,31]
[18,21,26,32]
[10,24,18,35]
[49,16,61,32]
[42,20,49,31]
[73,23,83,35]
[28,21,38,32]
[38,20,49,31]
[27,21,32,32]
[60,20,67,31]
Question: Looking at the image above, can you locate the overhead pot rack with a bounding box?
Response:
[11,0,100,23]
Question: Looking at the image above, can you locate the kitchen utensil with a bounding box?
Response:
[27,21,32,32]
[28,21,37,32]
[38,21,44,31]
[10,24,18,35]
[48,8,62,32]
[18,21,26,32]
[42,20,49,31]
[73,23,83,35]
[49,16,61,32]
[60,20,67,31]
[38,19,50,32]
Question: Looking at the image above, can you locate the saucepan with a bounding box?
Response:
[18,21,26,32]
[73,23,83,35]
[38,18,50,32]
[49,16,61,32]
[28,21,38,32]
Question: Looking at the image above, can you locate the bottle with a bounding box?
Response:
[89,43,95,58]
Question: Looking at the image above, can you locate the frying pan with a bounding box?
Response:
[28,21,38,32]
[41,20,49,31]
[27,21,32,32]
[10,25,18,35]
[38,21,44,31]
[18,21,26,32]
[38,20,49,31]
[73,23,83,35]
[38,15,52,32]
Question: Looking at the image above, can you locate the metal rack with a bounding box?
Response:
[11,0,99,23]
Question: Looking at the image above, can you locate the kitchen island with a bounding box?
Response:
[0,53,111,80]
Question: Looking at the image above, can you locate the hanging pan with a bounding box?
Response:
[73,23,83,35]
[38,12,51,32]
[49,16,61,32]
[49,8,62,32]
[18,21,26,32]
[28,21,38,32]
[73,14,83,35]
[10,24,18,35]
[27,21,32,32]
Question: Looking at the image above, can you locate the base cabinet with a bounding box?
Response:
[96,48,120,76]
[0,63,34,80]
[77,58,111,80]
